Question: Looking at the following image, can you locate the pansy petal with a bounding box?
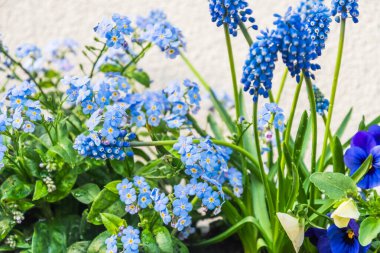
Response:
[357,165,380,189]
[351,131,376,154]
[368,125,380,145]
[344,147,368,172]
[370,145,380,169]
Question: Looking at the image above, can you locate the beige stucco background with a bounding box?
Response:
[0,0,379,142]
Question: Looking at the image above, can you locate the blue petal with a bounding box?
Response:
[344,147,368,172]
[371,146,380,169]
[357,165,380,189]
[368,125,380,145]
[327,224,359,253]
[351,132,376,154]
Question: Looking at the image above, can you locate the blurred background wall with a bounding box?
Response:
[0,0,379,141]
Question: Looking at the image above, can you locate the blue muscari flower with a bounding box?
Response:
[106,30,125,49]
[121,226,140,253]
[241,30,279,101]
[137,193,151,208]
[120,187,137,205]
[331,0,359,23]
[22,121,35,133]
[344,126,380,189]
[274,8,320,82]
[208,0,258,36]
[313,85,329,116]
[202,191,221,210]
[172,197,192,217]
[301,2,332,56]
[175,216,192,231]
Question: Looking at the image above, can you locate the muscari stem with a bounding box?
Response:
[276,69,289,104]
[252,102,275,221]
[318,19,346,172]
[239,22,253,46]
[224,23,241,127]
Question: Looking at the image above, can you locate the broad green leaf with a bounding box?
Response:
[131,70,151,87]
[71,183,100,204]
[310,172,357,199]
[251,177,272,240]
[100,63,122,73]
[32,221,67,253]
[141,229,160,253]
[46,167,77,203]
[332,137,345,174]
[172,237,189,253]
[351,155,372,183]
[284,144,300,210]
[153,226,173,253]
[87,231,110,253]
[33,180,49,201]
[100,213,126,234]
[359,217,380,246]
[292,111,309,165]
[0,175,33,201]
[16,200,35,212]
[0,211,13,240]
[104,180,121,194]
[67,241,90,253]
[87,189,125,225]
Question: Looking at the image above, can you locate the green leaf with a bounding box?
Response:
[172,237,189,253]
[33,180,49,201]
[207,114,225,140]
[153,226,173,253]
[351,155,373,183]
[284,144,300,210]
[32,221,67,253]
[0,211,13,240]
[46,167,77,203]
[335,108,353,138]
[332,137,345,174]
[192,216,271,247]
[87,189,125,225]
[104,180,121,194]
[359,217,380,246]
[131,70,151,87]
[67,241,90,253]
[0,175,33,201]
[141,229,160,253]
[100,63,122,73]
[358,116,366,130]
[292,111,309,164]
[71,183,100,204]
[310,172,357,199]
[87,231,110,253]
[100,213,126,234]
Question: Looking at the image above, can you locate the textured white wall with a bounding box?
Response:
[0,0,379,141]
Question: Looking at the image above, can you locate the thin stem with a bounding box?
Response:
[275,69,289,104]
[252,102,275,220]
[121,43,152,75]
[224,23,241,126]
[322,115,333,144]
[318,19,346,172]
[89,43,107,78]
[222,186,248,216]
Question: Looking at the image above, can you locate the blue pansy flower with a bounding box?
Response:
[344,126,380,189]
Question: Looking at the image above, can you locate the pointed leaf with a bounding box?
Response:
[310,172,357,199]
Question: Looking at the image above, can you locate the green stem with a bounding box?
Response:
[275,69,289,104]
[224,23,241,126]
[89,43,107,78]
[222,186,248,216]
[252,102,275,221]
[322,115,333,144]
[121,43,152,75]
[318,19,346,172]
[187,114,207,137]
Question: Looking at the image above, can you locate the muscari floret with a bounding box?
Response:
[313,85,329,116]
[208,0,258,36]
[241,29,280,102]
[331,0,359,23]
